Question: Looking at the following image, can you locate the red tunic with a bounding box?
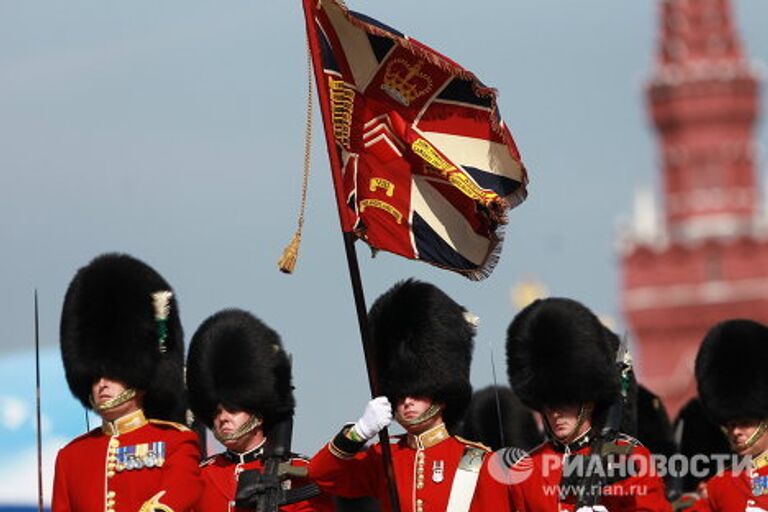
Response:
[309,423,511,512]
[52,409,202,512]
[197,446,334,512]
[700,454,768,511]
[672,493,712,512]
[508,434,672,511]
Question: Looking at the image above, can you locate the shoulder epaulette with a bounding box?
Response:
[148,419,191,432]
[454,436,491,452]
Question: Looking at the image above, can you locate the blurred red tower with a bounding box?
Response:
[620,0,764,416]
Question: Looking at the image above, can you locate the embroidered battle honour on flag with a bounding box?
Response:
[303,0,529,279]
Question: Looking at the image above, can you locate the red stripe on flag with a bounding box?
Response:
[417,101,505,144]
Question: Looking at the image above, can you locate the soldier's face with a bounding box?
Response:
[213,407,253,437]
[396,396,433,422]
[724,418,768,455]
[91,377,140,420]
[542,403,592,443]
[213,406,266,452]
[92,377,127,405]
[395,396,444,435]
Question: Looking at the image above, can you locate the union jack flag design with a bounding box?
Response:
[305,0,528,279]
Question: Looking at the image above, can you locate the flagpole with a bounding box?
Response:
[34,290,44,512]
[340,232,402,511]
[301,3,401,511]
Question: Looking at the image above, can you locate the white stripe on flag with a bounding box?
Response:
[323,3,380,90]
[411,176,490,266]
[420,131,524,181]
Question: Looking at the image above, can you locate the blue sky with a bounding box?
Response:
[1,0,767,505]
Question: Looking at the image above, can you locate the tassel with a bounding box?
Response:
[278,39,314,275]
[278,231,302,274]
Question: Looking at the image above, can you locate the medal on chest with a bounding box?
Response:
[432,460,444,483]
[115,441,166,471]
[753,475,768,497]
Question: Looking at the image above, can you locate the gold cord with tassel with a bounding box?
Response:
[278,38,314,274]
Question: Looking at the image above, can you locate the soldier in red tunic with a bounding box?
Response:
[52,253,202,512]
[505,298,672,512]
[308,279,511,512]
[689,320,768,511]
[186,309,333,512]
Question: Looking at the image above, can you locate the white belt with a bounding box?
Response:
[446,446,485,512]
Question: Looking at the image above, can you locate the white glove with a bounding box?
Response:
[351,396,392,441]
[575,507,609,512]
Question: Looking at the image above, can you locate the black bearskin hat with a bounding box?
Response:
[635,385,675,459]
[674,398,731,492]
[457,386,543,451]
[369,279,474,428]
[695,319,768,425]
[186,309,295,429]
[60,253,186,422]
[506,298,620,412]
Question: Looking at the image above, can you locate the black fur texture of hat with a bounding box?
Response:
[457,385,543,451]
[60,253,186,422]
[369,279,474,428]
[506,298,620,412]
[635,385,675,458]
[675,397,731,492]
[695,319,768,425]
[186,309,295,429]
[674,397,731,492]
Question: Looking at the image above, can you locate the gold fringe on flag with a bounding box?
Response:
[278,39,315,274]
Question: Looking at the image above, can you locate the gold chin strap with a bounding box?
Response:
[90,388,137,412]
[729,419,768,452]
[214,414,263,443]
[396,403,442,427]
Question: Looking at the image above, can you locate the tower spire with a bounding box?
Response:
[620,1,768,417]
[656,0,745,67]
[648,0,761,240]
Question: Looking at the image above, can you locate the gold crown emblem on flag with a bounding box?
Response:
[381,58,433,107]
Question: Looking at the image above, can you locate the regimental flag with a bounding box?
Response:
[303,0,528,279]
